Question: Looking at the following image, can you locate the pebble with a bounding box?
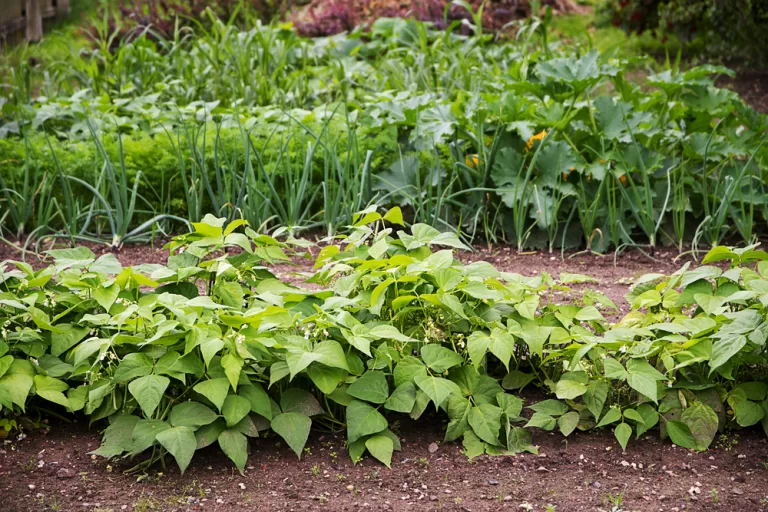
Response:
[428,443,439,453]
[28,484,35,490]
[488,479,499,486]
[238,483,246,490]
[57,468,73,479]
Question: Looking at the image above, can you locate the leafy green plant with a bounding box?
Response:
[1,209,767,476]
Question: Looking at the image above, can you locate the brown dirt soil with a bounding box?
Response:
[2,417,767,512]
[4,243,768,511]
[718,68,768,114]
[290,0,585,37]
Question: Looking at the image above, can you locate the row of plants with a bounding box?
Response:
[1,11,767,252]
[1,209,767,473]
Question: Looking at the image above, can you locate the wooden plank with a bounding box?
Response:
[26,0,43,42]
[1,1,23,24]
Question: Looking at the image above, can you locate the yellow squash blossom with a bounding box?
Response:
[525,130,548,152]
[465,154,480,168]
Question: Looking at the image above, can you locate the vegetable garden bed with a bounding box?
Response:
[1,213,768,511]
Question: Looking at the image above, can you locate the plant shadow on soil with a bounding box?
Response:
[2,244,768,511]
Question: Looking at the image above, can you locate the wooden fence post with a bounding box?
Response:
[26,0,43,42]
[56,0,71,16]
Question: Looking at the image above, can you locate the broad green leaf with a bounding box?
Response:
[347,371,389,404]
[733,400,765,427]
[91,415,139,458]
[461,430,486,460]
[346,400,388,443]
[50,325,89,357]
[280,388,323,417]
[502,370,535,391]
[528,399,568,416]
[93,283,120,312]
[488,328,515,371]
[199,337,224,368]
[584,380,609,421]
[468,404,502,445]
[193,378,230,412]
[681,401,719,451]
[113,353,153,384]
[383,206,404,226]
[596,407,622,428]
[271,412,312,458]
[420,345,464,372]
[285,348,322,380]
[626,359,665,403]
[445,395,472,442]
[555,379,587,400]
[466,332,490,369]
[365,434,394,468]
[635,403,659,438]
[614,423,632,451]
[195,419,226,449]
[558,411,580,437]
[129,375,169,418]
[221,353,243,391]
[710,334,747,372]
[507,426,538,454]
[393,357,427,387]
[519,326,552,359]
[313,340,350,371]
[170,401,219,428]
[218,429,248,474]
[33,374,70,408]
[496,393,523,418]
[515,294,539,320]
[239,384,272,420]
[524,412,556,430]
[233,414,259,438]
[156,426,197,474]
[603,358,627,379]
[306,364,345,394]
[384,382,417,413]
[348,437,367,463]
[413,374,460,408]
[131,419,171,454]
[666,420,696,449]
[222,395,251,428]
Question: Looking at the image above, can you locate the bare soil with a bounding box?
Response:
[2,416,767,512]
[2,244,767,512]
[718,68,768,114]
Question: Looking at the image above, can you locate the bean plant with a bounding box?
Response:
[1,209,767,474]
